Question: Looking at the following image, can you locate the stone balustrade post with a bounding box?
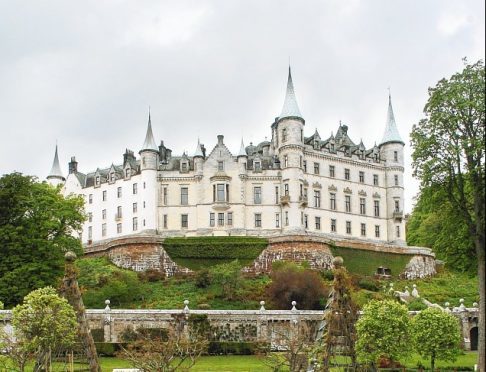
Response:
[103,299,112,343]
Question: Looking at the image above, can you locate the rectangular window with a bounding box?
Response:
[163,187,168,205]
[344,168,350,180]
[227,212,233,226]
[394,174,399,186]
[88,194,93,204]
[117,223,122,234]
[133,183,138,194]
[209,213,215,227]
[181,214,188,228]
[133,217,138,231]
[330,193,336,210]
[394,151,398,162]
[345,195,351,213]
[218,213,225,226]
[285,211,289,226]
[102,223,106,237]
[275,213,280,228]
[180,187,188,205]
[359,171,364,183]
[375,225,380,238]
[284,184,289,196]
[331,219,337,232]
[275,186,279,204]
[254,161,261,172]
[88,226,92,240]
[360,198,366,215]
[216,184,225,202]
[315,216,321,230]
[163,214,168,229]
[102,190,107,201]
[374,200,380,217]
[361,223,366,237]
[329,165,335,178]
[88,212,92,223]
[218,161,224,171]
[284,155,288,168]
[314,190,321,208]
[314,162,320,175]
[303,160,307,173]
[117,206,122,219]
[95,176,100,186]
[102,209,106,220]
[304,214,308,229]
[117,187,122,198]
[254,186,262,204]
[254,213,262,228]
[300,156,302,168]
[395,200,400,212]
[346,221,352,234]
[373,174,379,186]
[133,202,137,213]
[396,225,401,238]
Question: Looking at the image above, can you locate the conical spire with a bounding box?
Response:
[194,138,203,157]
[238,138,247,157]
[380,93,404,145]
[141,109,158,152]
[48,144,65,180]
[279,66,303,121]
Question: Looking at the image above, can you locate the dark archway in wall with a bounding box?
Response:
[470,327,478,351]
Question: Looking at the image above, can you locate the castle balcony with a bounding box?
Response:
[114,214,122,222]
[280,195,290,206]
[393,210,403,221]
[299,195,308,208]
[212,201,230,211]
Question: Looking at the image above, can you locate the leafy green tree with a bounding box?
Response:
[410,59,485,369]
[209,260,242,300]
[355,299,410,369]
[411,307,461,371]
[0,173,85,307]
[12,287,78,371]
[407,184,475,272]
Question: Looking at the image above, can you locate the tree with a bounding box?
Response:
[209,260,242,300]
[355,299,410,369]
[410,59,485,369]
[411,307,461,371]
[266,262,328,310]
[11,287,78,371]
[0,173,85,307]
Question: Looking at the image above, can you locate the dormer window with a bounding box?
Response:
[254,161,261,172]
[125,168,131,179]
[181,161,189,173]
[374,153,379,162]
[109,172,115,183]
[314,140,319,149]
[330,143,335,152]
[218,161,224,171]
[95,176,101,186]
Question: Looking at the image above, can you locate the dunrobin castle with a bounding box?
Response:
[47,68,407,247]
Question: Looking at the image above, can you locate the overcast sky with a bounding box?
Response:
[0,0,484,212]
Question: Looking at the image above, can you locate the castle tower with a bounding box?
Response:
[275,67,305,232]
[47,144,66,187]
[193,138,204,175]
[379,93,406,245]
[237,138,248,174]
[139,110,159,233]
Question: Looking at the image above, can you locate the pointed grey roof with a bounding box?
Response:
[279,67,303,121]
[238,138,247,157]
[141,111,159,152]
[194,138,204,157]
[381,94,404,145]
[48,145,64,180]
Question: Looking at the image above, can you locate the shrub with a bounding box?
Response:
[90,328,104,342]
[358,278,380,292]
[266,263,329,310]
[207,341,267,355]
[138,269,165,282]
[94,342,124,357]
[320,269,334,281]
[195,269,212,288]
[407,298,428,311]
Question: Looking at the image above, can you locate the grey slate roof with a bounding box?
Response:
[381,94,404,145]
[238,138,247,157]
[279,67,303,121]
[48,145,65,179]
[194,138,204,157]
[141,112,159,152]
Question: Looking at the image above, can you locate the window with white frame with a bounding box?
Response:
[117,223,122,234]
[331,219,337,232]
[275,213,280,228]
[133,217,138,231]
[314,190,321,208]
[254,213,262,227]
[117,187,122,198]
[360,198,366,215]
[374,200,380,217]
[254,186,262,204]
[345,195,351,213]
[180,187,188,205]
[361,223,366,236]
[346,221,352,234]
[330,193,336,210]
[218,213,224,226]
[133,183,138,194]
[315,216,321,230]
[314,162,320,175]
[227,212,233,226]
[181,214,188,228]
[209,213,215,227]
[375,225,380,238]
[329,165,335,178]
[102,223,107,237]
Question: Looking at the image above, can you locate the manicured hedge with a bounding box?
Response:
[207,341,267,355]
[163,237,268,259]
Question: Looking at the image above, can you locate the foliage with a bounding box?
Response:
[120,326,209,372]
[411,307,462,370]
[357,278,380,292]
[407,184,475,272]
[209,260,242,300]
[355,299,411,367]
[207,341,266,355]
[11,287,78,371]
[0,173,85,307]
[195,269,212,288]
[329,246,411,277]
[138,268,166,282]
[407,298,428,311]
[266,262,328,310]
[163,236,268,259]
[410,59,485,368]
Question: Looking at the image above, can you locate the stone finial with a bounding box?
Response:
[333,256,344,268]
[411,284,419,298]
[444,302,450,313]
[473,302,478,308]
[291,301,297,311]
[65,251,77,262]
[104,299,111,311]
[404,286,410,296]
[183,299,190,313]
[459,299,466,310]
[259,301,266,311]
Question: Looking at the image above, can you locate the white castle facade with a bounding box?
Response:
[47,69,407,246]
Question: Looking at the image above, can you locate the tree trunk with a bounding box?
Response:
[476,233,485,372]
[431,351,435,372]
